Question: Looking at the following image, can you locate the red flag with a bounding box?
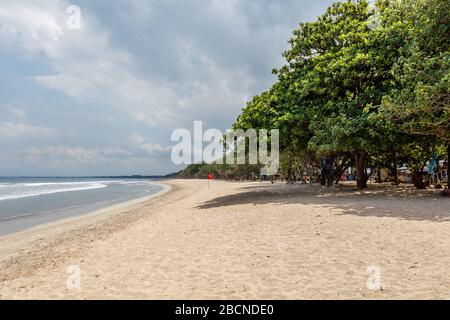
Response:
[207,173,214,180]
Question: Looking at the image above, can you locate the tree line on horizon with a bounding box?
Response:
[179,0,449,190]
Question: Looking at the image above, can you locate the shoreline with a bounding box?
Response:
[0,181,171,239]
[0,179,449,299]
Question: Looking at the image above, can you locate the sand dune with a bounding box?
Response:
[0,179,449,299]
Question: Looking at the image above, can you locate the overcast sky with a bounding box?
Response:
[0,0,337,176]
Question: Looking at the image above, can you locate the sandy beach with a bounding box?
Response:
[0,179,449,299]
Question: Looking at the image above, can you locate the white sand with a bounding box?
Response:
[0,179,449,299]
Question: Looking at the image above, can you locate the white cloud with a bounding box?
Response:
[0,122,53,138]
[127,132,146,145]
[1,0,260,131]
[0,1,66,58]
[0,1,176,130]
[127,132,170,155]
[2,103,27,120]
[132,110,175,127]
[0,0,336,175]
[0,102,53,139]
[22,145,132,164]
[140,143,170,154]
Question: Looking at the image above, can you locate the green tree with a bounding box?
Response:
[233,0,448,190]
[382,0,450,186]
[280,0,404,188]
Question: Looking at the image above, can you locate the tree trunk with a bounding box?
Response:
[377,166,382,183]
[393,154,399,185]
[447,143,450,187]
[320,173,326,186]
[327,168,333,187]
[355,151,368,189]
[419,166,425,188]
[414,164,427,189]
[335,165,349,184]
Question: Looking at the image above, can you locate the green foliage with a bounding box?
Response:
[231,0,449,189]
[381,0,450,142]
[178,162,260,180]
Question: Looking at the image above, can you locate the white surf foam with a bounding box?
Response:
[0,182,109,201]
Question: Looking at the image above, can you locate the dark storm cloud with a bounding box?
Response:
[0,0,338,175]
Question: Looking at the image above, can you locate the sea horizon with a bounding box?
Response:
[0,174,168,179]
[0,177,164,236]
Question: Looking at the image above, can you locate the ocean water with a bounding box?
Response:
[0,178,163,236]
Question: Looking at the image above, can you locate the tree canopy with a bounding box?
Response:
[232,0,449,189]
